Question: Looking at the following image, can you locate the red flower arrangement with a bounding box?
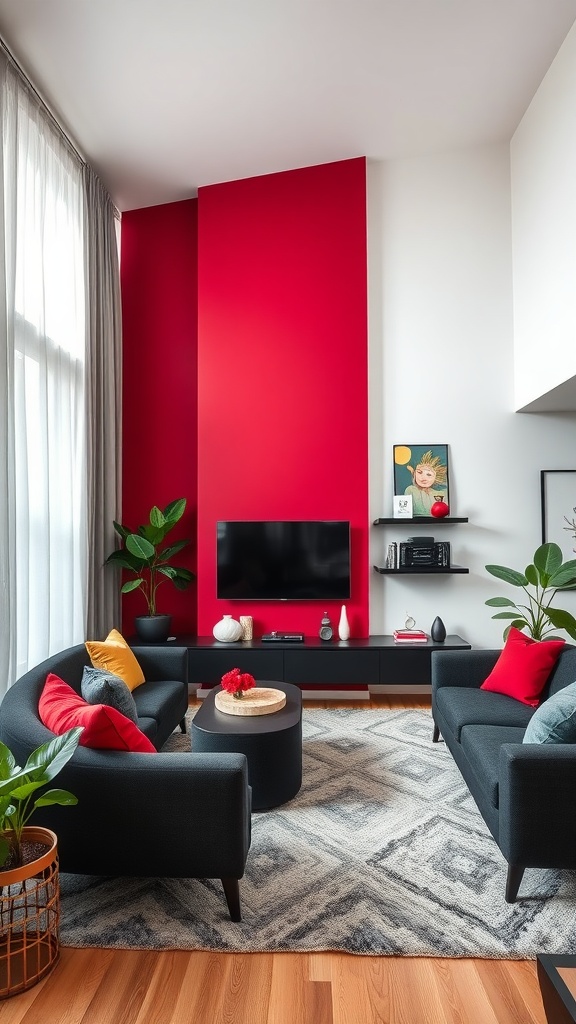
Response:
[221,667,256,700]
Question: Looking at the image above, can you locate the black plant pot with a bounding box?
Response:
[134,614,172,643]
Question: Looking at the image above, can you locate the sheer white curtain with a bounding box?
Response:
[0,54,87,695]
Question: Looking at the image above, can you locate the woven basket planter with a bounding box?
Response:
[0,827,60,999]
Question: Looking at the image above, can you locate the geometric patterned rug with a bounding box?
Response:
[59,707,576,957]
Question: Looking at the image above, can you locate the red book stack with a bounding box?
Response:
[393,629,428,643]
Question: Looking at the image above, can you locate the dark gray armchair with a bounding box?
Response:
[0,644,251,921]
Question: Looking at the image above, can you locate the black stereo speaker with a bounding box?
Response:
[399,541,450,568]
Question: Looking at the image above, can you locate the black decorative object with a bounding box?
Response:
[430,616,446,642]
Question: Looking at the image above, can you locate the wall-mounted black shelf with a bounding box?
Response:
[373,565,469,575]
[373,515,470,575]
[373,517,468,525]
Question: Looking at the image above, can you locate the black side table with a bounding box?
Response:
[191,681,302,811]
[538,955,576,1024]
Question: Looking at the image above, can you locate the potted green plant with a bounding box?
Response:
[0,727,82,998]
[105,498,195,642]
[485,542,576,641]
[0,727,81,869]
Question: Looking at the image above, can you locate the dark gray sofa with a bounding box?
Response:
[431,645,576,902]
[0,644,252,920]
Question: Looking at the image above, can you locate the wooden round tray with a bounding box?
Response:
[215,687,287,716]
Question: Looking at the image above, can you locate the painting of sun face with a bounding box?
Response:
[393,444,450,518]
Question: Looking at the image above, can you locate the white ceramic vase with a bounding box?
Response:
[213,614,243,642]
[338,605,350,641]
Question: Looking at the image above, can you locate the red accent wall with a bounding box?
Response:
[197,158,369,638]
[120,199,198,634]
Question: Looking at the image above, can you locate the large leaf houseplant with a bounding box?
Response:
[485,542,576,641]
[105,498,195,641]
[0,727,81,998]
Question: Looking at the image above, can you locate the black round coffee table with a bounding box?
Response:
[191,681,302,810]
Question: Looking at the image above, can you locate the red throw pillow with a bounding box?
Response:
[480,627,564,706]
[39,673,156,752]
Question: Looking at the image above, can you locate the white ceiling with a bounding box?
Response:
[0,0,574,212]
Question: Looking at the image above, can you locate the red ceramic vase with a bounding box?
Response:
[430,500,450,518]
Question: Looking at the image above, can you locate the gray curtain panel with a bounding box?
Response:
[83,165,122,638]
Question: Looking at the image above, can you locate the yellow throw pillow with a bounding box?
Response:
[85,628,145,691]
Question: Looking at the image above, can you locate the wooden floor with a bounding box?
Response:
[0,694,549,1024]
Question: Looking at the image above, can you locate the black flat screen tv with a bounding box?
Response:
[217,520,351,600]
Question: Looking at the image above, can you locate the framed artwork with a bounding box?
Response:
[393,494,413,518]
[393,444,449,518]
[540,470,576,561]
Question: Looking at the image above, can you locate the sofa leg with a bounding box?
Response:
[222,877,241,921]
[505,864,525,903]
[179,717,187,734]
[432,722,440,742]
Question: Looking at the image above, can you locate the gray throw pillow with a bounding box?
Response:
[523,681,576,744]
[81,666,139,724]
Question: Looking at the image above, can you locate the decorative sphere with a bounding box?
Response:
[430,500,450,518]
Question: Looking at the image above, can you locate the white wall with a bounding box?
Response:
[367,144,576,649]
[511,21,576,412]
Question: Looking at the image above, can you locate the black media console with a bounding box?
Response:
[151,635,471,689]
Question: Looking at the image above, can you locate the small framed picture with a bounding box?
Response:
[393,494,413,518]
[393,444,450,517]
